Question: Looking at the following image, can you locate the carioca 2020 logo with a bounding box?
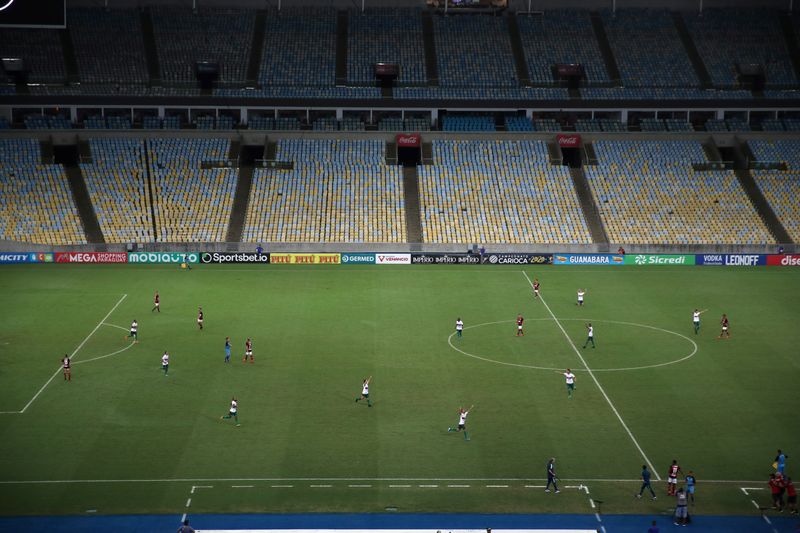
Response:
[0,1,16,12]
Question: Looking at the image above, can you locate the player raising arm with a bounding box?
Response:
[692,309,707,335]
[560,369,576,399]
[448,405,473,441]
[355,376,372,407]
[582,323,595,349]
[576,289,586,306]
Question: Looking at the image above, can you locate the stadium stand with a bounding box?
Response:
[242,140,406,243]
[151,6,255,84]
[748,139,800,242]
[0,139,86,245]
[505,115,534,131]
[259,8,337,87]
[24,115,71,130]
[68,8,148,85]
[442,115,496,132]
[81,138,153,243]
[581,87,754,99]
[601,9,698,88]
[392,86,568,99]
[517,11,608,85]
[0,29,66,83]
[684,9,796,88]
[418,140,591,244]
[347,8,426,84]
[585,140,773,244]
[147,138,238,242]
[433,15,518,87]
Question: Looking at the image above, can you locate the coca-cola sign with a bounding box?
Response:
[557,134,581,147]
[396,133,421,148]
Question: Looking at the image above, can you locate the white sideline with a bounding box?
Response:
[15,294,128,414]
[0,477,767,484]
[520,271,661,481]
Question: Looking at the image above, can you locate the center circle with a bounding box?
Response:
[447,318,697,372]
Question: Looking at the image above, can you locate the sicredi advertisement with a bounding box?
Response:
[625,254,695,266]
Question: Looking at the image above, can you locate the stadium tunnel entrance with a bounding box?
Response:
[561,146,582,168]
[397,145,421,167]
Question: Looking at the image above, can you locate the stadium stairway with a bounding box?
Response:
[728,142,794,244]
[59,29,80,84]
[402,166,423,246]
[590,12,622,86]
[246,10,268,87]
[672,12,713,89]
[778,14,800,83]
[226,145,259,243]
[141,140,159,240]
[507,14,532,87]
[569,166,609,247]
[39,140,55,165]
[421,11,439,86]
[265,140,277,160]
[421,142,433,165]
[141,8,162,86]
[54,143,104,244]
[335,11,348,86]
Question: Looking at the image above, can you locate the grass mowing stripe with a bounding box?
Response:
[19,293,128,414]
[520,271,661,480]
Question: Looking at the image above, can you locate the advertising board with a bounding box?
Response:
[375,253,411,265]
[696,254,766,266]
[128,252,199,264]
[55,252,128,263]
[767,254,800,266]
[340,253,376,264]
[411,253,481,265]
[199,252,268,264]
[269,253,341,265]
[553,254,625,266]
[485,253,553,265]
[625,254,695,266]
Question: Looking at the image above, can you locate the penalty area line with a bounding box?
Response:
[17,294,128,414]
[521,271,661,480]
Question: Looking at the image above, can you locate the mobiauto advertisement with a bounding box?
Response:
[128,252,199,264]
[270,253,341,264]
[553,253,625,265]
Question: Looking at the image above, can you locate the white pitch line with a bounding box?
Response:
[0,477,768,484]
[418,484,438,488]
[19,294,127,414]
[751,500,760,509]
[72,340,135,366]
[524,485,546,488]
[185,498,191,508]
[588,499,595,509]
[522,271,661,480]
[231,485,253,488]
[309,484,332,488]
[447,484,470,488]
[348,484,372,488]
[595,512,602,522]
[181,513,186,522]
[101,322,129,332]
[389,485,411,488]
[485,484,508,488]
[270,485,293,488]
[763,515,772,525]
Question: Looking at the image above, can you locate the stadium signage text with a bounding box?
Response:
[486,253,553,265]
[270,253,341,264]
[375,253,411,265]
[0,253,55,264]
[396,133,421,147]
[557,134,581,147]
[767,254,800,266]
[411,253,481,264]
[553,254,625,265]
[340,253,376,264]
[55,252,128,263]
[200,252,268,264]
[128,252,199,264]
[696,254,766,266]
[626,254,695,265]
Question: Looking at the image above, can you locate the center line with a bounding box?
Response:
[521,271,661,480]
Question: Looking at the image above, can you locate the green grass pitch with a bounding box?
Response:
[0,264,798,517]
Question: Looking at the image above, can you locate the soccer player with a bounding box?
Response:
[666,459,682,496]
[197,307,204,330]
[685,470,696,505]
[516,314,524,336]
[582,323,595,349]
[161,351,169,376]
[636,464,657,500]
[576,289,586,306]
[545,458,559,493]
[786,476,797,515]
[455,318,464,338]
[692,309,707,335]
[448,405,472,441]
[355,376,372,407]
[177,519,196,533]
[62,354,71,382]
[717,313,729,339]
[533,278,540,298]
[562,369,576,399]
[127,319,138,343]
[224,337,231,363]
[243,338,253,364]
[776,449,789,475]
[221,397,240,426]
[769,473,784,511]
[152,291,160,313]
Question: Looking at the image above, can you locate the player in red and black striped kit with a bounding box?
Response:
[666,460,682,496]
[62,355,71,382]
[516,314,524,336]
[533,279,540,298]
[718,314,730,339]
[152,291,160,313]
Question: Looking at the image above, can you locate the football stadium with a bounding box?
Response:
[0,0,799,532]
